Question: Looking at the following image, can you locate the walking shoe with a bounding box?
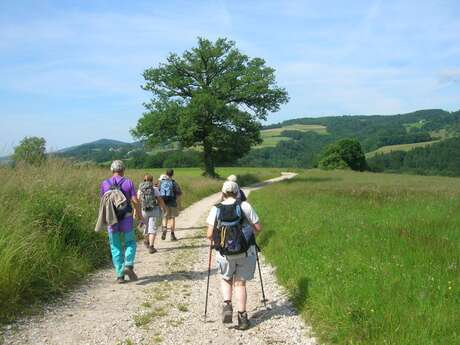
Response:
[161,229,167,240]
[124,266,138,281]
[170,231,178,241]
[148,246,157,254]
[237,311,250,330]
[116,276,125,284]
[222,301,233,323]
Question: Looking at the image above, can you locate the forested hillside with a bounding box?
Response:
[239,109,460,170]
[43,109,460,176]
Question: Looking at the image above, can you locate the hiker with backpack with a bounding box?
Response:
[159,169,182,241]
[137,174,166,254]
[206,181,262,330]
[98,160,142,284]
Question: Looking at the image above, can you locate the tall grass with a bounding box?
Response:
[250,170,460,345]
[0,160,281,323]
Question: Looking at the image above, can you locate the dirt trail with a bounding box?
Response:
[2,173,316,345]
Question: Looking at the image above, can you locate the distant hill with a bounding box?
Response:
[239,109,460,173]
[9,108,458,176]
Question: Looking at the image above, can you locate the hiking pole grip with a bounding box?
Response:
[204,241,213,320]
[255,243,267,308]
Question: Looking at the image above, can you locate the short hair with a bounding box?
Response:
[110,160,125,173]
[166,169,174,177]
[144,174,153,182]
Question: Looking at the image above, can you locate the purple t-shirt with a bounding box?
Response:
[100,176,136,233]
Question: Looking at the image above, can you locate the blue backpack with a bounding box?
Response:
[159,179,175,203]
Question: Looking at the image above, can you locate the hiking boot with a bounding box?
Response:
[116,276,125,284]
[222,301,233,323]
[161,229,167,240]
[148,246,157,254]
[170,231,178,241]
[124,266,138,281]
[237,311,250,330]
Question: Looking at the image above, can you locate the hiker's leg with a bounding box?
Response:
[221,278,233,301]
[170,217,176,232]
[148,215,157,247]
[124,230,137,267]
[108,231,124,278]
[234,280,247,312]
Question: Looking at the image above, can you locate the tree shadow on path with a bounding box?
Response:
[136,268,218,286]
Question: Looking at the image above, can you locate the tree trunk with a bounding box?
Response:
[203,140,216,177]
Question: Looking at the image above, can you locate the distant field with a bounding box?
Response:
[250,170,460,345]
[257,124,328,148]
[0,161,282,323]
[365,140,441,158]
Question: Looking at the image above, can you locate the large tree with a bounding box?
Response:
[13,136,47,165]
[132,37,289,176]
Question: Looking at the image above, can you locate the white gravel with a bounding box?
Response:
[1,173,317,345]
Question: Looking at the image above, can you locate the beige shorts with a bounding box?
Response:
[164,206,179,219]
[216,247,257,281]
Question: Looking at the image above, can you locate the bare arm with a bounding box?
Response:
[253,222,262,234]
[157,196,166,211]
[131,195,142,221]
[207,224,214,240]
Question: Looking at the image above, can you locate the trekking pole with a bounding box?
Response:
[255,244,268,308]
[204,241,213,321]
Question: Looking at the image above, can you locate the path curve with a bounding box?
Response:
[2,172,317,345]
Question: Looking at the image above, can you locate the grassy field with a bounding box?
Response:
[0,160,282,323]
[257,124,328,148]
[250,170,460,345]
[365,140,441,158]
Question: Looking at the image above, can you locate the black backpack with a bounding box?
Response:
[212,202,253,256]
[108,178,133,220]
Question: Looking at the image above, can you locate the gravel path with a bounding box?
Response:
[2,173,317,345]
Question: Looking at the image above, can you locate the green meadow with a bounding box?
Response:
[257,124,328,148]
[250,170,460,345]
[0,160,281,323]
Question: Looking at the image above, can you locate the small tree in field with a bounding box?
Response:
[319,138,367,171]
[13,136,47,165]
[132,37,289,177]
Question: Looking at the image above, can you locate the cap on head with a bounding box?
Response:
[227,174,237,182]
[159,174,168,180]
[221,181,239,194]
[110,160,125,173]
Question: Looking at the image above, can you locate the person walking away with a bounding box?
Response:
[138,174,166,254]
[226,174,247,202]
[159,169,182,241]
[206,181,262,330]
[99,160,142,283]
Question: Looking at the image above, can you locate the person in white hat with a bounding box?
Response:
[206,180,262,330]
[226,175,247,202]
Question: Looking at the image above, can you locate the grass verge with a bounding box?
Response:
[250,169,460,345]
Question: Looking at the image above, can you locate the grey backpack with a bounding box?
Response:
[139,181,157,211]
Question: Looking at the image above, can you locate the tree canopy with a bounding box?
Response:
[319,138,367,171]
[13,136,47,165]
[132,37,288,176]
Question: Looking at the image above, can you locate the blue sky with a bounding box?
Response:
[1,0,459,154]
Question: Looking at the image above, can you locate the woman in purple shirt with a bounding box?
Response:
[100,160,142,283]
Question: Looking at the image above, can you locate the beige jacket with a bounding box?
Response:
[94,190,127,232]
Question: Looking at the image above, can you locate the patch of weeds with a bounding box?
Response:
[116,339,134,345]
[170,318,185,327]
[151,332,163,344]
[133,307,167,328]
[141,301,152,308]
[176,303,189,312]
